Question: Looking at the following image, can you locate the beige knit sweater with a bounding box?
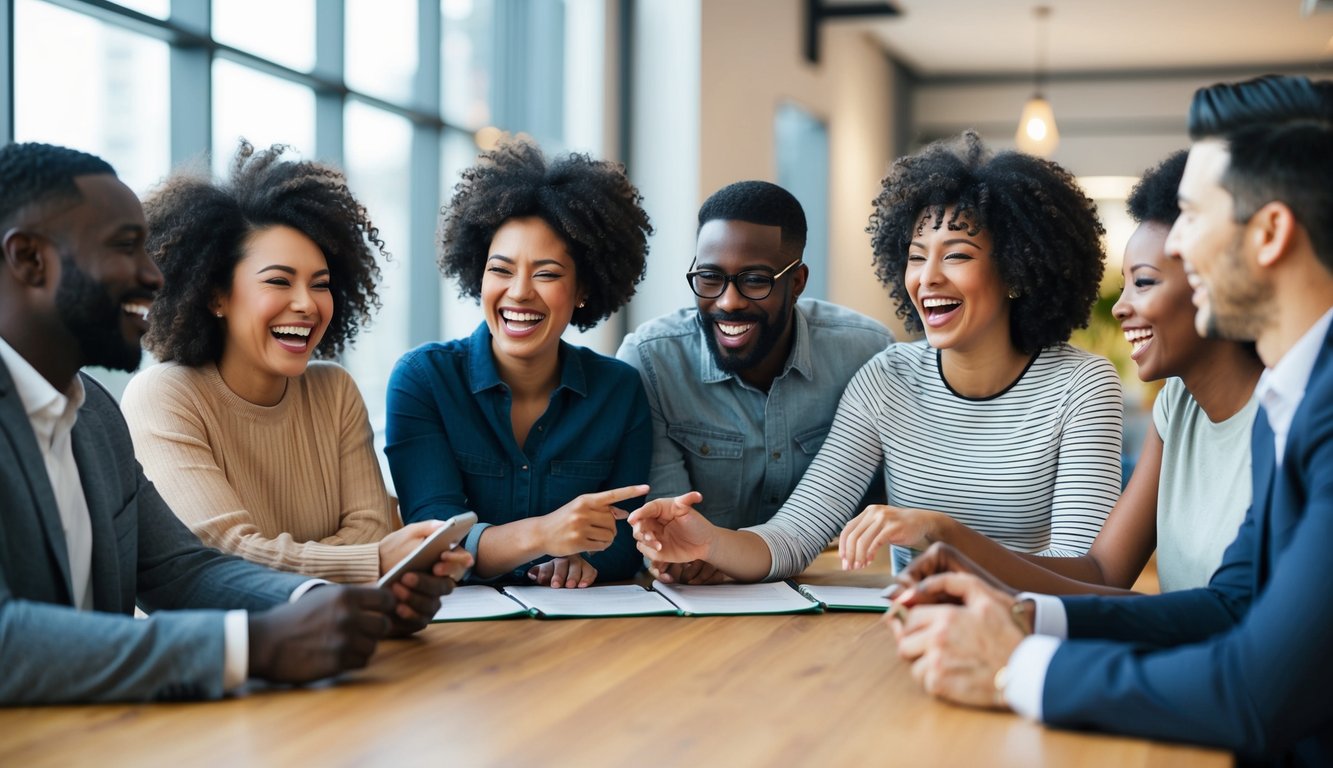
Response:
[121,360,396,583]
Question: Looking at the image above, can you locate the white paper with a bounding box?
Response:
[651,580,819,615]
[797,584,890,611]
[500,584,679,617]
[432,585,527,621]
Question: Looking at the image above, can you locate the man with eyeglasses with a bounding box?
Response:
[617,180,892,584]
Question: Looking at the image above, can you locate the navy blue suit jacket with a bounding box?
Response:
[1042,323,1333,766]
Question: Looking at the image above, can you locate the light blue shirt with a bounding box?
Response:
[616,298,892,529]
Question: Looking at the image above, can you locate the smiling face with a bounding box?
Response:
[904,209,1012,355]
[1112,222,1207,382]
[693,219,806,386]
[47,174,160,373]
[1166,140,1270,342]
[481,216,580,371]
[213,225,333,401]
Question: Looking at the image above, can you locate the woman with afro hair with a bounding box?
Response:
[386,139,654,588]
[630,132,1123,583]
[122,141,471,588]
[873,151,1263,594]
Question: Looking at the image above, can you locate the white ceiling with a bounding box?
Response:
[838,0,1333,76]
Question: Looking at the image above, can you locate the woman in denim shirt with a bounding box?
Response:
[387,140,654,588]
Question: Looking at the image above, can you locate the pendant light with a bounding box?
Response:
[1015,6,1059,157]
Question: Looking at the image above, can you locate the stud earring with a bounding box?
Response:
[215,311,224,318]
[1007,288,1020,300]
[577,300,586,309]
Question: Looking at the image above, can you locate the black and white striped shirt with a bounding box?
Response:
[748,340,1124,578]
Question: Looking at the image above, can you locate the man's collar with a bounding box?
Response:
[0,334,85,418]
[1255,306,1333,408]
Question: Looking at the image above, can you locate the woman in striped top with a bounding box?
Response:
[870,151,1263,594]
[121,141,470,587]
[630,131,1122,581]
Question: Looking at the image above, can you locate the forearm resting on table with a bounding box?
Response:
[705,529,777,583]
[931,515,1138,596]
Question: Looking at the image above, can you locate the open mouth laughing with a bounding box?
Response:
[1123,327,1154,359]
[921,296,963,327]
[271,324,314,352]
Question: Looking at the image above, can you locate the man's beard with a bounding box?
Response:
[55,253,145,373]
[1199,232,1270,343]
[701,295,793,374]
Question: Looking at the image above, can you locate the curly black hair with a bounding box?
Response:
[0,142,115,229]
[142,141,385,365]
[1127,150,1187,226]
[438,139,652,331]
[866,131,1106,354]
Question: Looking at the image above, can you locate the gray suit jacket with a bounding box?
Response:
[0,360,308,703]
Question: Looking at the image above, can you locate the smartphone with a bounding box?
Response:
[376,512,478,589]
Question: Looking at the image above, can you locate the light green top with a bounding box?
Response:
[1152,377,1258,592]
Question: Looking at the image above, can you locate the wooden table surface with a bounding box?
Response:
[0,552,1228,768]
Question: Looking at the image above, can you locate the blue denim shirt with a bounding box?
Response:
[386,323,651,582]
[616,299,892,529]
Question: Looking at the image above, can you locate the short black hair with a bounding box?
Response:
[697,180,806,257]
[438,139,652,331]
[1225,120,1333,273]
[143,140,386,365]
[1189,75,1333,272]
[1188,75,1333,140]
[867,131,1106,355]
[1127,150,1188,226]
[0,142,115,229]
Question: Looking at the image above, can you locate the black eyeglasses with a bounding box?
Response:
[685,258,803,300]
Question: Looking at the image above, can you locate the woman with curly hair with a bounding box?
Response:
[122,141,471,586]
[630,131,1123,582]
[386,139,653,588]
[872,151,1263,594]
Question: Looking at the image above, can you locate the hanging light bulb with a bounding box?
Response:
[1016,6,1059,157]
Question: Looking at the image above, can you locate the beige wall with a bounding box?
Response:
[627,0,905,336]
[698,0,903,334]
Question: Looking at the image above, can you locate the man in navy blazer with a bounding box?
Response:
[887,75,1333,766]
[0,142,466,703]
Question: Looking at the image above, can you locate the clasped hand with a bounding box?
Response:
[247,547,472,686]
[884,543,1028,710]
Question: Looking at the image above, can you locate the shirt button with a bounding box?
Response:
[771,451,781,460]
[521,465,529,471]
[700,444,711,456]
[537,426,544,432]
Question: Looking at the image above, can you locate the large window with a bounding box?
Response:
[6,0,600,488]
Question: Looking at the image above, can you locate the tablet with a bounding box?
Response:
[377,512,478,589]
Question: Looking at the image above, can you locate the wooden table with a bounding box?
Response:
[0,552,1228,768]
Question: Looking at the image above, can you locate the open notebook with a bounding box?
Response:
[795,584,890,613]
[432,581,826,621]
